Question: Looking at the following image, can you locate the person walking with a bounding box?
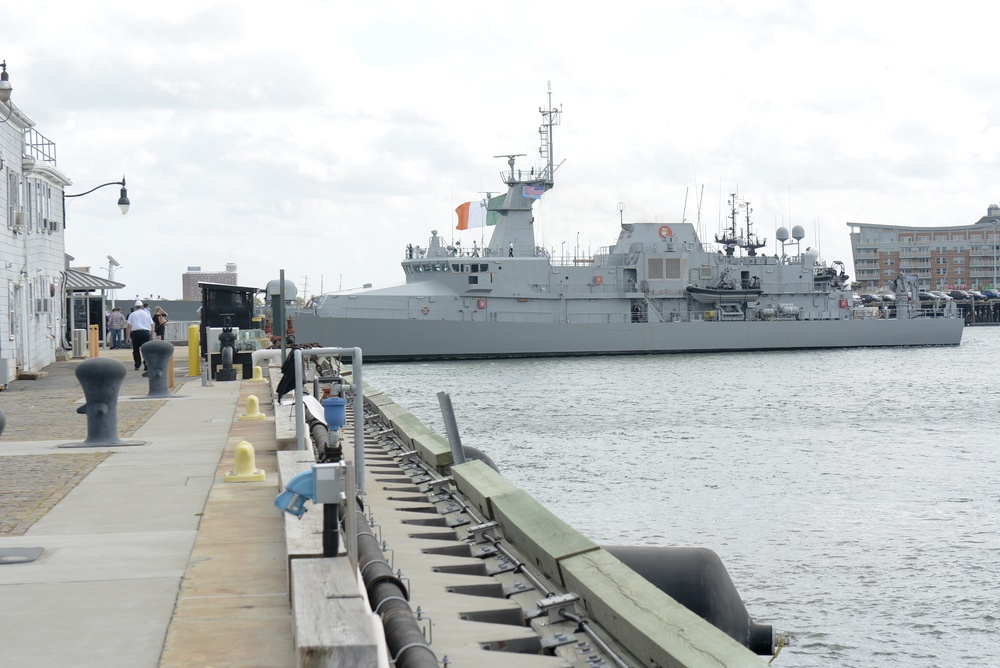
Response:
[126,299,154,370]
[107,307,127,349]
[152,306,169,341]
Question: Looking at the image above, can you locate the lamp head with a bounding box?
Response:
[0,61,11,105]
[117,175,129,215]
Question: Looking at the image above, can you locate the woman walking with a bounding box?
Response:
[153,306,169,341]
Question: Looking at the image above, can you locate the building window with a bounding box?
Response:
[6,171,17,228]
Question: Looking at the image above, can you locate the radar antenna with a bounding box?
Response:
[493,153,527,186]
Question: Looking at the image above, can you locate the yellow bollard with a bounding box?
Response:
[249,365,267,383]
[187,324,201,377]
[224,441,266,482]
[239,394,267,421]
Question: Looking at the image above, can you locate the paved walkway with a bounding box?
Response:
[0,347,295,667]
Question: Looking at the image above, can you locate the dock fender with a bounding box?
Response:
[463,445,499,472]
[604,545,774,655]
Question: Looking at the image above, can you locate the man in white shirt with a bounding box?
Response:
[126,300,154,370]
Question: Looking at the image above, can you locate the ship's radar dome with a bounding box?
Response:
[776,227,790,242]
[792,225,806,241]
[265,279,298,301]
[431,229,438,237]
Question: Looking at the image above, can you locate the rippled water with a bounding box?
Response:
[364,328,1000,667]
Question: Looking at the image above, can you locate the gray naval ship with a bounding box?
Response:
[293,90,964,360]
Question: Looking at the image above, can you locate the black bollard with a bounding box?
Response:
[74,357,128,445]
[141,340,174,398]
[216,326,238,381]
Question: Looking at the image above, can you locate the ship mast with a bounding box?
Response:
[740,198,767,257]
[716,193,740,256]
[538,81,561,183]
[716,193,767,257]
[485,85,563,257]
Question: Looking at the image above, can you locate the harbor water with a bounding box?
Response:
[365,326,1000,667]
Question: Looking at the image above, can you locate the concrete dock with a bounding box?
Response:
[0,347,769,667]
[0,348,295,667]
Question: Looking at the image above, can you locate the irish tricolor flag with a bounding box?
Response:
[455,200,487,230]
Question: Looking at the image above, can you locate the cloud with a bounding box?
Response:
[4,1,1000,297]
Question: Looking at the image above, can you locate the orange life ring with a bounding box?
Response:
[421,305,430,315]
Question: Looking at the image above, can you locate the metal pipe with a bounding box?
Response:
[323,503,339,557]
[436,391,466,465]
[293,346,365,493]
[560,610,630,668]
[355,509,437,668]
[373,581,437,668]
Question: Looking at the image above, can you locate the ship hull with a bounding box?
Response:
[292,313,964,361]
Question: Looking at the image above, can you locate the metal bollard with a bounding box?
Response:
[216,326,238,381]
[73,358,128,445]
[141,340,174,398]
[187,324,201,377]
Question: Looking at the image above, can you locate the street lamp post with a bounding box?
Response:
[63,176,131,349]
[107,255,121,309]
[65,175,130,215]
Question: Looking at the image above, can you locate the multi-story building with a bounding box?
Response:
[1,81,72,381]
[848,205,1000,293]
[181,263,238,300]
[1,64,122,383]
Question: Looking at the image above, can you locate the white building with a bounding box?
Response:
[0,64,122,383]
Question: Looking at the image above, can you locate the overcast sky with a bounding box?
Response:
[6,1,1000,300]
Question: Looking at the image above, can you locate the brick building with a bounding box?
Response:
[181,263,238,300]
[848,205,1000,292]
